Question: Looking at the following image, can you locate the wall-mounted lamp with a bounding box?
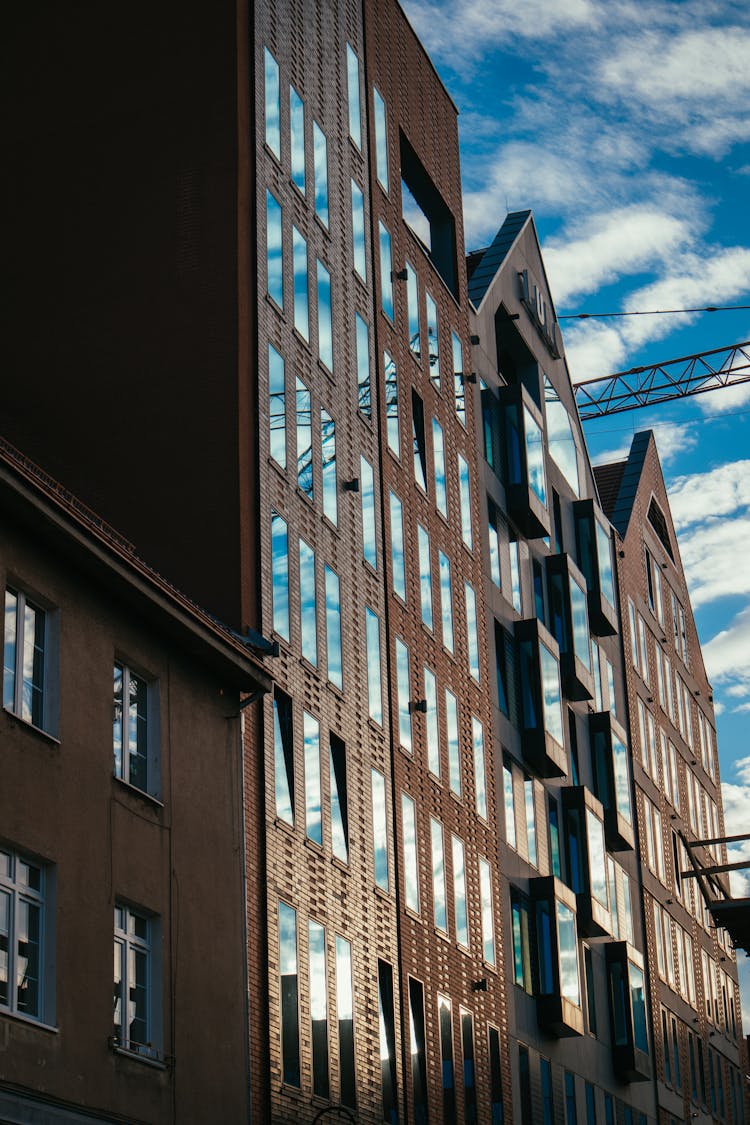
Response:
[343,478,360,492]
[409,699,428,714]
[391,268,408,282]
[471,979,488,992]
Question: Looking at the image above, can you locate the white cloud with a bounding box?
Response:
[404,0,596,57]
[703,605,750,687]
[721,758,750,898]
[668,460,750,529]
[679,518,750,608]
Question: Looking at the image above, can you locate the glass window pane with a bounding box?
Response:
[596,521,615,608]
[330,735,348,863]
[372,768,389,890]
[346,44,361,148]
[292,227,309,340]
[351,180,366,280]
[303,711,322,845]
[439,551,454,654]
[432,418,447,517]
[356,313,371,416]
[586,809,608,907]
[299,539,317,666]
[630,963,648,1053]
[503,763,516,847]
[395,638,412,754]
[544,376,580,496]
[425,667,440,777]
[524,778,537,866]
[271,512,290,640]
[317,260,333,371]
[361,456,377,568]
[426,292,440,389]
[389,491,406,600]
[540,642,564,744]
[290,86,305,193]
[385,351,400,455]
[465,582,480,681]
[452,332,465,425]
[313,122,329,226]
[458,454,473,549]
[295,377,313,499]
[509,539,522,614]
[569,575,591,671]
[325,566,343,690]
[373,87,389,190]
[446,689,461,797]
[406,262,420,356]
[321,410,338,525]
[308,920,329,1098]
[418,525,433,629]
[524,406,546,506]
[402,793,420,913]
[452,836,468,947]
[264,48,280,157]
[366,608,382,725]
[273,694,294,825]
[266,191,283,308]
[335,937,356,1108]
[379,221,393,320]
[269,344,286,468]
[613,736,633,824]
[431,817,447,932]
[479,858,495,965]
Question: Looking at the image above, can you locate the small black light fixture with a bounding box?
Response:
[391,267,408,282]
[343,478,360,492]
[471,978,488,992]
[618,550,625,558]
[461,372,478,385]
[470,334,480,345]
[409,699,428,714]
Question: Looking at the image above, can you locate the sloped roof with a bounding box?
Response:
[593,461,627,518]
[593,430,652,537]
[466,210,531,307]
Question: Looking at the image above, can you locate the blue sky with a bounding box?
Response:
[402,0,750,1011]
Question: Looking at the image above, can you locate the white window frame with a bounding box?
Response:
[4,585,58,735]
[0,847,53,1025]
[113,661,160,797]
[113,903,161,1058]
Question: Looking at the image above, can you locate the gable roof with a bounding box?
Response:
[593,430,652,537]
[466,210,531,307]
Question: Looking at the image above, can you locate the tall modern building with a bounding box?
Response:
[596,434,747,1124]
[2,1,746,1123]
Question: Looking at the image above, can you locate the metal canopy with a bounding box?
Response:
[680,830,750,953]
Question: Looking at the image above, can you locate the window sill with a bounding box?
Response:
[112,1044,168,1071]
[2,707,60,746]
[113,776,164,809]
[0,1008,59,1034]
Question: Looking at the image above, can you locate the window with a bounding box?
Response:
[389,492,406,600]
[296,377,313,498]
[268,344,286,468]
[361,456,377,569]
[519,1045,533,1125]
[431,818,447,932]
[279,901,300,1086]
[544,376,580,495]
[373,87,389,190]
[355,312,371,416]
[330,734,348,863]
[461,1010,477,1120]
[418,525,433,629]
[264,48,281,157]
[271,512,289,640]
[584,945,597,1035]
[425,666,440,776]
[299,539,317,666]
[385,351,400,455]
[473,717,487,819]
[371,768,388,890]
[479,857,495,965]
[406,261,420,356]
[438,996,456,1122]
[113,662,157,794]
[321,410,338,525]
[378,221,393,320]
[395,638,412,753]
[412,389,427,491]
[452,836,469,947]
[365,608,382,724]
[565,1072,578,1125]
[509,539,522,614]
[4,586,54,733]
[585,1083,596,1125]
[524,777,537,866]
[325,566,343,691]
[345,45,361,148]
[308,920,329,1098]
[266,191,284,308]
[511,890,532,992]
[452,332,465,425]
[409,979,429,1118]
[313,122,329,227]
[273,689,294,825]
[541,1057,554,1125]
[316,260,333,370]
[426,292,440,388]
[114,904,159,1056]
[400,130,458,295]
[458,454,473,549]
[351,180,366,280]
[446,689,460,796]
[439,551,454,653]
[378,961,398,1119]
[465,581,480,682]
[292,226,309,340]
[335,937,356,1107]
[432,418,447,517]
[303,711,322,845]
[290,87,305,193]
[402,793,420,913]
[488,1026,505,1124]
[0,848,50,1023]
[503,761,517,848]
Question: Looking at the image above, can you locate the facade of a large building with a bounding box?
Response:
[2,1,746,1123]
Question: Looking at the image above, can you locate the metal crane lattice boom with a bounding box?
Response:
[574,340,750,419]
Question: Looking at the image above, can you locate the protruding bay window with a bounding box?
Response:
[501,383,550,539]
[573,500,617,636]
[531,876,584,1037]
[589,712,634,851]
[606,943,651,1082]
[516,618,566,777]
[547,553,594,701]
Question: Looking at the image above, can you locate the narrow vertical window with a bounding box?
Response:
[271,512,290,640]
[565,1072,578,1125]
[290,87,305,193]
[425,667,440,776]
[409,979,429,1118]
[418,525,433,629]
[452,835,469,947]
[426,292,440,388]
[488,502,501,586]
[412,390,427,490]
[389,491,406,600]
[266,191,283,308]
[351,180,366,280]
[488,1027,505,1123]
[439,995,457,1124]
[308,920,329,1099]
[330,734,348,863]
[295,377,313,498]
[439,551,454,653]
[313,122,329,226]
[269,344,286,468]
[479,857,496,965]
[406,262,420,355]
[346,44,361,148]
[473,716,487,819]
[458,453,473,548]
[402,793,420,913]
[317,260,333,371]
[336,937,356,1108]
[321,410,338,525]
[503,761,516,847]
[264,48,281,157]
[541,1058,554,1125]
[446,689,461,796]
[395,638,412,753]
[279,901,300,1086]
[365,608,383,725]
[303,710,322,845]
[509,538,522,613]
[299,539,317,666]
[273,689,294,825]
[524,777,537,867]
[361,456,377,568]
[385,351,400,455]
[355,313,371,416]
[378,962,398,1119]
[465,581,480,681]
[432,418,448,517]
[372,767,389,890]
[379,221,394,320]
[452,332,465,425]
[292,227,309,339]
[325,566,342,690]
[1,850,45,1021]
[431,817,447,932]
[373,87,389,190]
[113,663,149,792]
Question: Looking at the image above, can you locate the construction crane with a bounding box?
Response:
[573,340,750,420]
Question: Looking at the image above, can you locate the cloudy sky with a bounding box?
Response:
[402,0,750,1016]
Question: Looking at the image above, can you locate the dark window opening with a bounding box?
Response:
[494,620,510,718]
[400,131,458,296]
[412,389,427,492]
[647,498,674,561]
[495,306,541,408]
[488,1027,505,1124]
[461,1010,477,1124]
[519,1045,533,1125]
[378,961,398,1123]
[409,978,429,1124]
